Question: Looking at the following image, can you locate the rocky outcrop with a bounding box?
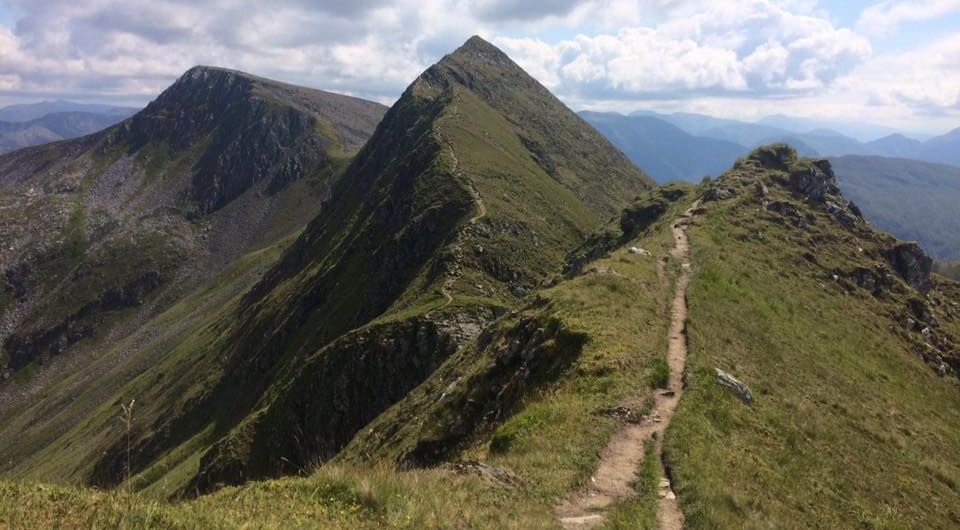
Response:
[885,242,933,294]
[115,66,386,214]
[749,143,797,171]
[766,200,809,228]
[702,185,736,202]
[398,316,587,467]
[4,271,162,370]
[183,316,467,493]
[566,185,688,277]
[845,265,899,295]
[788,159,840,202]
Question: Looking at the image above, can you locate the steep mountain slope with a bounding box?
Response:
[0,65,385,375]
[0,36,651,498]
[344,145,960,529]
[581,111,745,183]
[0,66,386,483]
[831,155,960,260]
[173,35,653,493]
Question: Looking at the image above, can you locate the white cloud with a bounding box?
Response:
[497,1,870,99]
[856,33,960,114]
[857,0,960,34]
[0,0,954,132]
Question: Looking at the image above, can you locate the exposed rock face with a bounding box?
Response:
[116,66,386,214]
[5,271,162,369]
[183,317,465,493]
[789,159,841,203]
[885,242,933,294]
[399,316,587,467]
[846,265,898,295]
[766,200,809,228]
[0,66,386,377]
[620,199,668,235]
[703,185,736,202]
[565,185,688,278]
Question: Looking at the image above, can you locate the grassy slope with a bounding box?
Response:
[0,234,296,492]
[667,154,960,528]
[6,149,960,529]
[0,184,693,529]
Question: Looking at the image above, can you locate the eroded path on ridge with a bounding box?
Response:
[425,115,486,319]
[555,204,698,530]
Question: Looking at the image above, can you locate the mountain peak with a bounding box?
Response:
[454,35,506,57]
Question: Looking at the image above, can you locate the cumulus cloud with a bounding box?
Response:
[857,33,960,116]
[472,0,582,22]
[497,1,871,100]
[857,0,960,34]
[0,0,955,130]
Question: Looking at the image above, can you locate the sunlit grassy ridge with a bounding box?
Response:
[667,149,960,529]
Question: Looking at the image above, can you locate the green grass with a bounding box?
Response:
[340,183,694,510]
[0,465,557,530]
[602,440,660,530]
[0,180,693,529]
[647,357,671,389]
[665,151,960,529]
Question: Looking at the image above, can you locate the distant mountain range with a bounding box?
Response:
[0,100,138,154]
[585,110,960,260]
[581,111,744,183]
[586,111,960,184]
[831,156,960,261]
[0,100,137,122]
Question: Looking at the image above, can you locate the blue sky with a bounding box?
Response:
[0,0,958,135]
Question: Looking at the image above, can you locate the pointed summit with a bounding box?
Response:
[164,36,654,492]
[116,65,386,213]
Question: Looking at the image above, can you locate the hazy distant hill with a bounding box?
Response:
[0,100,136,122]
[630,110,790,146]
[832,155,960,260]
[0,111,135,153]
[756,113,901,142]
[582,111,746,182]
[922,127,960,166]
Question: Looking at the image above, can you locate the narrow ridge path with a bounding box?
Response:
[425,116,486,320]
[555,203,698,530]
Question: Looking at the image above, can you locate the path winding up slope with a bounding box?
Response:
[556,203,698,529]
[425,112,487,319]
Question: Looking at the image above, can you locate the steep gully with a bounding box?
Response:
[555,203,699,529]
[425,110,486,319]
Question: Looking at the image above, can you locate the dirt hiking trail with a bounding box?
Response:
[555,203,698,530]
